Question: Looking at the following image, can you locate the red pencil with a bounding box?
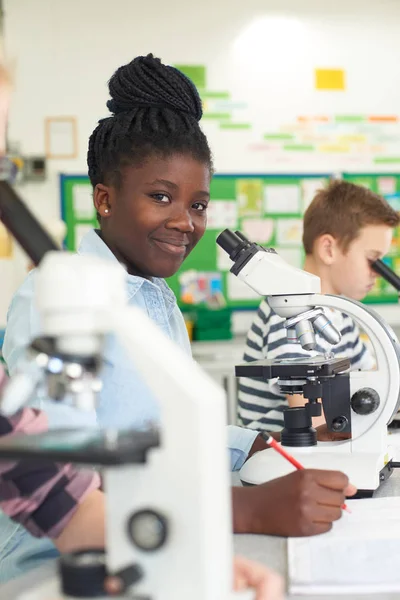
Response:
[264,435,351,513]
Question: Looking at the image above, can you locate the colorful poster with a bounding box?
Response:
[315,69,345,91]
[276,219,303,246]
[378,177,397,195]
[236,179,263,217]
[264,184,301,214]
[207,200,237,229]
[241,218,274,244]
[301,178,326,211]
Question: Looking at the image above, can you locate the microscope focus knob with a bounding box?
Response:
[127,509,168,552]
[351,388,380,415]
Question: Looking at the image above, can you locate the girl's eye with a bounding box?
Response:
[151,194,170,203]
[193,202,208,212]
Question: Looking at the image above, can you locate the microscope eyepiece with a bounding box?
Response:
[372,259,400,292]
[216,229,250,261]
[234,230,249,243]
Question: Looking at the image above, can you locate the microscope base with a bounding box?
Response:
[240,444,393,494]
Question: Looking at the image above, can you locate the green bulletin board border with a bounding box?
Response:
[60,174,97,251]
[60,172,400,311]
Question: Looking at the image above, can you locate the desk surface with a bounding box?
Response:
[2,469,400,599]
[233,468,400,600]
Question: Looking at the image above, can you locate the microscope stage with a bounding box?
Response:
[0,428,159,465]
[235,355,351,380]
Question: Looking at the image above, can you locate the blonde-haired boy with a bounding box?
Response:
[238,180,400,431]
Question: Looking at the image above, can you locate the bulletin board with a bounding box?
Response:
[59,172,400,310]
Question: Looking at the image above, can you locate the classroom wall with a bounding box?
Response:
[2,0,400,325]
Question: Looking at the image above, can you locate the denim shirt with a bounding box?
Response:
[0,229,257,583]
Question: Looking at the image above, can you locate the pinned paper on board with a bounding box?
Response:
[276,219,303,247]
[315,68,345,91]
[207,200,237,229]
[241,218,274,244]
[394,258,400,273]
[0,222,12,258]
[301,178,326,211]
[390,229,400,252]
[73,185,95,220]
[264,184,300,214]
[378,176,397,195]
[236,179,263,217]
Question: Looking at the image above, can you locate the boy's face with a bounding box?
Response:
[96,153,210,278]
[329,224,393,300]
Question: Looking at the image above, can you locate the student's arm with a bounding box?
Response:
[232,467,357,537]
[0,408,103,550]
[227,425,258,470]
[54,489,105,553]
[233,556,284,600]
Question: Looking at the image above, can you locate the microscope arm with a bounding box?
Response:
[0,180,58,265]
[107,305,233,598]
[9,252,237,600]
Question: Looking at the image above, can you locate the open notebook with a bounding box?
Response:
[288,497,400,595]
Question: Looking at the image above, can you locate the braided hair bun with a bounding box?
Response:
[107,53,202,122]
[87,53,211,187]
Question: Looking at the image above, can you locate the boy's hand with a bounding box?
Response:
[233,556,284,600]
[233,469,356,537]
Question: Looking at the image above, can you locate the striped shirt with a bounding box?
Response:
[238,299,375,432]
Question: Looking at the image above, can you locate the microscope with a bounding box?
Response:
[217,229,400,495]
[0,180,249,600]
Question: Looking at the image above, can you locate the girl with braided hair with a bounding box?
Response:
[2,54,353,587]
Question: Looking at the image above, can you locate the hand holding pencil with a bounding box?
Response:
[262,434,352,513]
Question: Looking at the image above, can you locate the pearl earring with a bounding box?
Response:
[104,208,110,214]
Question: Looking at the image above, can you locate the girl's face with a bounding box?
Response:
[94,153,211,278]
